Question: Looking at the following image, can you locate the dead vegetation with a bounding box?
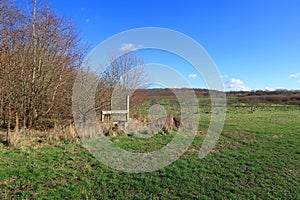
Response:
[0,124,79,148]
[0,114,183,147]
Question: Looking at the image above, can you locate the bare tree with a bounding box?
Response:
[96,50,147,113]
[0,0,86,142]
[0,0,24,142]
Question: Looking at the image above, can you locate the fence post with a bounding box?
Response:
[125,95,129,129]
[126,95,130,121]
[101,111,104,122]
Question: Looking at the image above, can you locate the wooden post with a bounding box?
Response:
[101,111,104,122]
[125,95,129,129]
[126,95,129,122]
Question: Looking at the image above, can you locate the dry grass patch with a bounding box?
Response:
[0,124,80,148]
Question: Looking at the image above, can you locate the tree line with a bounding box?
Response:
[1,0,86,132]
[0,0,145,142]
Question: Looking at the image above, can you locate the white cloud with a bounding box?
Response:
[188,74,197,79]
[119,43,136,52]
[297,80,300,83]
[220,74,228,79]
[225,78,251,91]
[289,73,300,78]
[265,86,272,91]
[85,18,90,23]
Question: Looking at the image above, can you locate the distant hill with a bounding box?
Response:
[132,88,300,105]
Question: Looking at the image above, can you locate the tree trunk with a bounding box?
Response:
[7,104,11,145]
[15,111,19,133]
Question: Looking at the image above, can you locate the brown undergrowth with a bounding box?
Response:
[0,113,195,148]
[0,124,79,148]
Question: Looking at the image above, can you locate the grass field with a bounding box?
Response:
[0,104,299,199]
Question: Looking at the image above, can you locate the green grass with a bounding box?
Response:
[0,105,299,199]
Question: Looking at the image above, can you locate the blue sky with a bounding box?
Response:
[47,0,300,91]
